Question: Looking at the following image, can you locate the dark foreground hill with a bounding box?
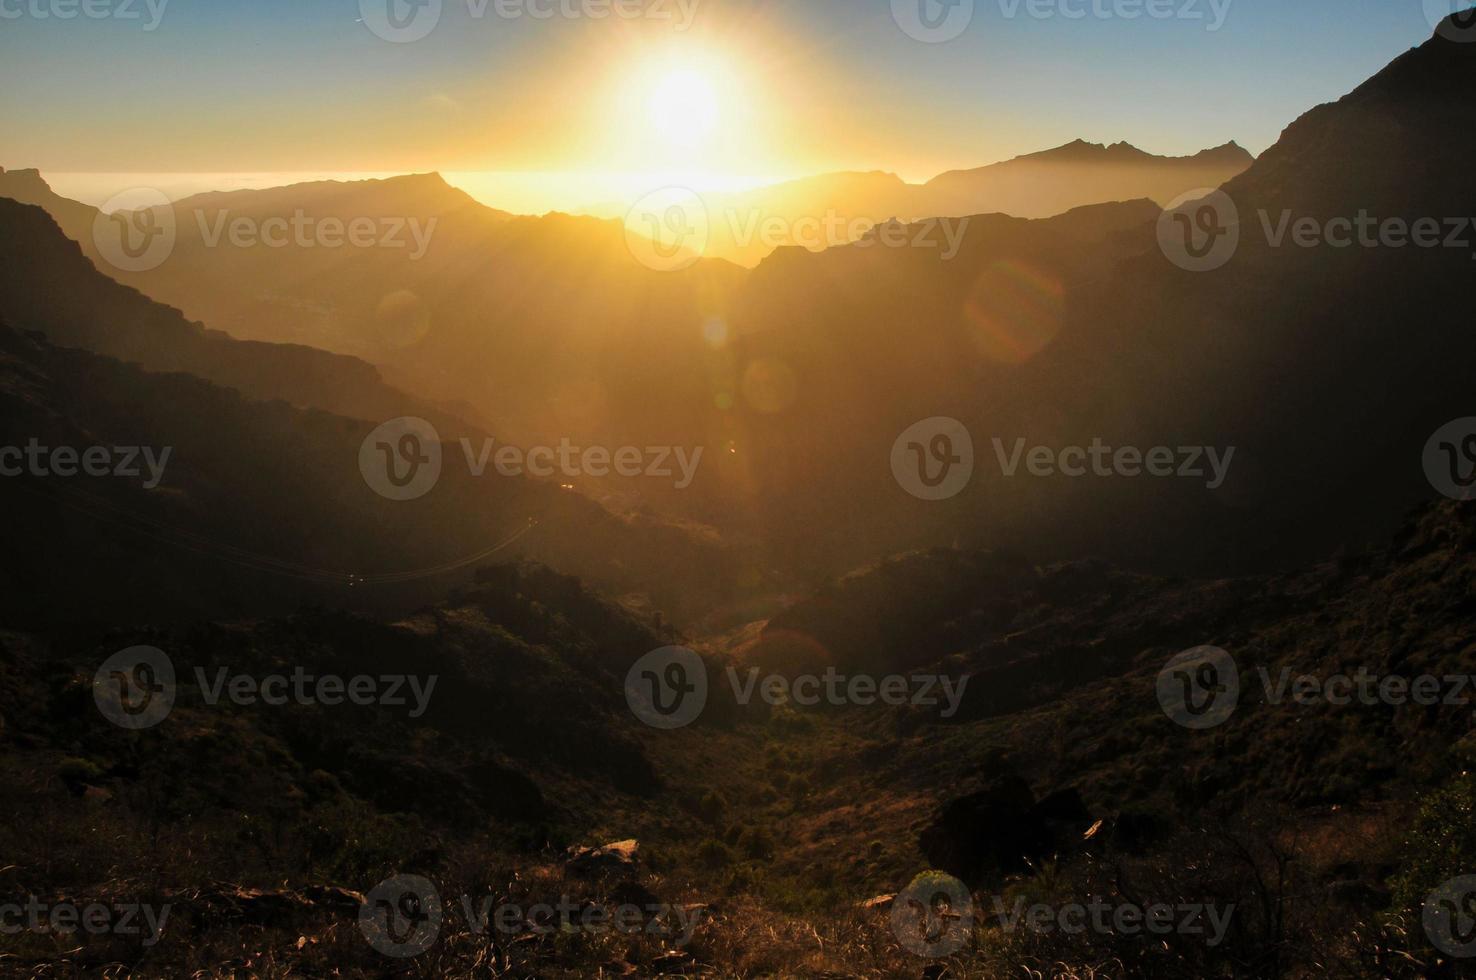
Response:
[4,496,1473,976]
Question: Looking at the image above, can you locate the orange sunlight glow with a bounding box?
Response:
[615,49,748,178]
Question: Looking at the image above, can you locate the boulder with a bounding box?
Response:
[919,773,1094,885]
[566,839,639,877]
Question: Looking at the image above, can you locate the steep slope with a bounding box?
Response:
[1001,13,1476,568]
[0,197,476,435]
[0,322,741,629]
[723,199,1165,574]
[707,18,1476,579]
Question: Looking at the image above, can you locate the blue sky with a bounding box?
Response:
[0,0,1465,191]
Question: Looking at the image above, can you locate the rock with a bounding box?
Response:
[567,839,639,877]
[858,893,895,911]
[919,771,1095,885]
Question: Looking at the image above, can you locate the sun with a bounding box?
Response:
[647,68,721,150]
[603,49,764,184]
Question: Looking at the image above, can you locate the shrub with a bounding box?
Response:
[697,838,734,869]
[1390,773,1476,914]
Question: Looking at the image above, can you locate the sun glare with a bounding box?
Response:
[647,68,721,150]
[617,51,744,174]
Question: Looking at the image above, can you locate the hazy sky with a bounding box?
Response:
[0,0,1465,203]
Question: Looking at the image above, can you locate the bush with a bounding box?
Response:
[697,838,734,868]
[56,756,105,790]
[738,827,775,861]
[698,790,727,823]
[1390,773,1476,914]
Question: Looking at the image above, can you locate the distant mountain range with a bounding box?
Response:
[583,140,1253,265]
[0,19,1468,598]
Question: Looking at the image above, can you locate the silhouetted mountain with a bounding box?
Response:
[0,166,97,234]
[579,144,1250,266]
[921,139,1254,219]
[714,18,1476,578]
[0,196,473,434]
[0,316,743,628]
[722,199,1165,574]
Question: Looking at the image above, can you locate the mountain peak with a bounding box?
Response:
[0,167,54,195]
